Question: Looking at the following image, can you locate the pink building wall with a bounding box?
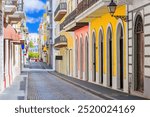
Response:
[75,26,89,74]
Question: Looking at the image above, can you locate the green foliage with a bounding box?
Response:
[28,52,39,59]
[29,41,34,48]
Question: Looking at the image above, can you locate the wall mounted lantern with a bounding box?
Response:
[107,0,128,22]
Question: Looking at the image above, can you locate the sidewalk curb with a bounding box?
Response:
[49,72,116,100]
[24,70,29,100]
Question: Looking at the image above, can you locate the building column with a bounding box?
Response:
[4,40,9,88]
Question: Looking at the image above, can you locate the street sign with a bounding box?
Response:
[21,44,25,49]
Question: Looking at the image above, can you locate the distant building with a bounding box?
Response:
[28,33,39,53]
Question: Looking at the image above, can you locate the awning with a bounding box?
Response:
[4,24,24,45]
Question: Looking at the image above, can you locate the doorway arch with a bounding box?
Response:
[92,31,96,82]
[107,26,113,87]
[98,28,104,84]
[134,14,144,92]
[117,23,124,89]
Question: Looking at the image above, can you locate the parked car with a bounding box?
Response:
[30,58,39,62]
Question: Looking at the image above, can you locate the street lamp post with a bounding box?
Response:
[107,0,128,22]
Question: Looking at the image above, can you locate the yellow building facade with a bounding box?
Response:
[54,0,128,92]
[89,5,128,92]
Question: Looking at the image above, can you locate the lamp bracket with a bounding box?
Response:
[113,15,128,22]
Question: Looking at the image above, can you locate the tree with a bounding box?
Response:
[28,52,39,59]
[29,41,34,48]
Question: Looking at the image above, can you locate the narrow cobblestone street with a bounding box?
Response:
[27,62,103,100]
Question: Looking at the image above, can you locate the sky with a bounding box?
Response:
[24,0,47,34]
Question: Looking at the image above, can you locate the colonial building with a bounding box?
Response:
[54,0,74,76]
[52,0,150,99]
[128,0,150,98]
[2,0,26,91]
[0,0,4,92]
[58,0,128,92]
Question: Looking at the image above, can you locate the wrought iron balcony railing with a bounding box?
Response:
[54,35,67,48]
[17,3,23,11]
[76,0,99,16]
[5,0,16,5]
[60,9,77,30]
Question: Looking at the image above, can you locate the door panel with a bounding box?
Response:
[137,33,144,92]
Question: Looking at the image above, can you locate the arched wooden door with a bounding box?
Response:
[107,27,112,87]
[117,23,124,89]
[134,15,144,92]
[99,30,103,84]
[92,32,96,82]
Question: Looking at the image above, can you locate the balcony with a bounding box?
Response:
[76,0,99,16]
[60,0,110,31]
[54,2,67,21]
[60,9,88,31]
[15,3,25,18]
[54,36,67,49]
[8,2,25,24]
[4,0,18,15]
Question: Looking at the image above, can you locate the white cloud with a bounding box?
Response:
[24,0,45,13]
[27,17,42,24]
[29,33,39,37]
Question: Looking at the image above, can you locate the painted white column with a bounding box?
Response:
[5,40,9,87]
[73,38,76,77]
[9,42,13,84]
